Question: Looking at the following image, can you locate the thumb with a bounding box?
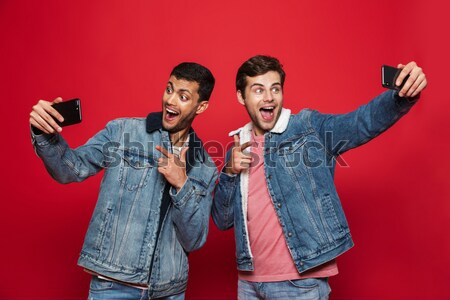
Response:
[233,135,240,148]
[179,147,188,163]
[52,97,63,105]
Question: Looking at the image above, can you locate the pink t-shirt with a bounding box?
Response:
[238,132,338,282]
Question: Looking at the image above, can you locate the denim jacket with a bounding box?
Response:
[212,90,417,274]
[32,112,218,298]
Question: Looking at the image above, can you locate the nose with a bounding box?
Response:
[165,93,177,106]
[263,90,274,102]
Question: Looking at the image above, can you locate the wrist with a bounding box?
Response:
[175,176,188,192]
[224,161,238,175]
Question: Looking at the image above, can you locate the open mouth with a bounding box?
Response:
[260,106,275,121]
[165,107,180,121]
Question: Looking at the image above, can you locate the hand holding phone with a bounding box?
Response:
[381,65,409,90]
[382,62,428,98]
[30,97,82,134]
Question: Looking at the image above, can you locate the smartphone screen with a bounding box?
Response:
[52,98,82,127]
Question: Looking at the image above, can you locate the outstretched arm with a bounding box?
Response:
[311,61,427,156]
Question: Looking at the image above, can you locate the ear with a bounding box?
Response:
[237,90,245,105]
[195,101,209,115]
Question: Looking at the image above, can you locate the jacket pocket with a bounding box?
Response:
[152,222,189,285]
[93,201,114,253]
[118,148,155,191]
[319,194,344,240]
[277,134,310,156]
[277,132,321,169]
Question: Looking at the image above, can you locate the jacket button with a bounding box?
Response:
[288,232,293,237]
[300,261,304,266]
[277,203,282,208]
[267,175,272,180]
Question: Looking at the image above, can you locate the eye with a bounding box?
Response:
[255,88,263,94]
[272,87,281,93]
[180,94,189,101]
[166,86,173,94]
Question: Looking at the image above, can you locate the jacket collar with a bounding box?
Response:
[226,107,291,261]
[146,112,205,172]
[228,108,292,138]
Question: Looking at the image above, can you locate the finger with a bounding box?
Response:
[240,141,252,152]
[156,145,170,157]
[400,66,423,97]
[410,76,428,98]
[233,156,252,170]
[157,166,166,175]
[52,97,63,104]
[179,147,188,163]
[158,157,168,167]
[233,135,240,148]
[395,61,422,86]
[32,100,63,132]
[396,61,417,87]
[405,73,425,97]
[41,99,64,123]
[30,113,54,134]
[239,161,251,169]
[240,156,253,164]
[49,97,65,122]
[30,110,59,134]
[396,68,410,88]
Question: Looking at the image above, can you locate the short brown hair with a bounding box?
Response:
[236,55,286,98]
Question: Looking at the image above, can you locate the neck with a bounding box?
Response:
[170,128,190,147]
[252,125,267,136]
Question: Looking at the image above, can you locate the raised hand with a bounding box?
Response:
[29,97,65,134]
[396,61,427,98]
[225,135,253,175]
[156,145,188,192]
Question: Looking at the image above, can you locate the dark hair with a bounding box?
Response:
[170,62,215,101]
[236,55,286,98]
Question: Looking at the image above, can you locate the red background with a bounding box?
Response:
[1,0,449,299]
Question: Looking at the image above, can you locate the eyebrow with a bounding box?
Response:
[250,82,282,88]
[168,81,193,95]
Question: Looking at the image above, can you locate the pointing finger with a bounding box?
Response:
[233,135,240,148]
[240,141,252,151]
[156,145,170,157]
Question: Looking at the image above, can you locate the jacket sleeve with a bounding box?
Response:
[309,90,418,156]
[31,120,121,183]
[169,157,218,252]
[211,149,238,231]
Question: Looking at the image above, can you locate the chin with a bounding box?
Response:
[162,122,174,131]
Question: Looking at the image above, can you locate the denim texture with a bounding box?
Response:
[212,90,416,273]
[32,112,218,298]
[238,278,330,300]
[88,276,185,300]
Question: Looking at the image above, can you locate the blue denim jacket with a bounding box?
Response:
[32,112,218,298]
[212,90,416,274]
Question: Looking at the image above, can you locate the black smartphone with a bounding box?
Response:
[52,98,82,127]
[382,65,409,90]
